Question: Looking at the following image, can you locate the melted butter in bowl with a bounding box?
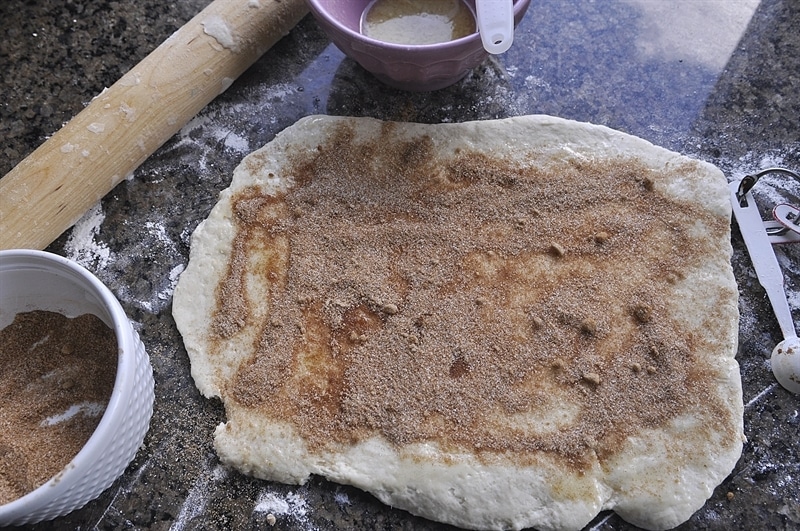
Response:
[306,0,532,90]
[361,0,476,45]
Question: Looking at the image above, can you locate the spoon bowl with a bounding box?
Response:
[771,336,800,394]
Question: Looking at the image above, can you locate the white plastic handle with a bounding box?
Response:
[730,181,797,340]
[475,0,515,54]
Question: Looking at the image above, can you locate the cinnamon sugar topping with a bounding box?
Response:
[210,122,736,470]
[0,311,116,504]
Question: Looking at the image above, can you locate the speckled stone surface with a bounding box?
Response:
[2,0,800,530]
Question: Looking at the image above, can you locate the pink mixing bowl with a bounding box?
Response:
[305,0,532,91]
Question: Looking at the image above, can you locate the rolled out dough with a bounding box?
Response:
[173,115,743,531]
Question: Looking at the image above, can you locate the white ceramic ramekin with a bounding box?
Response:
[0,249,155,526]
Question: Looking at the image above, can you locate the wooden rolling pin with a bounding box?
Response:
[0,0,308,251]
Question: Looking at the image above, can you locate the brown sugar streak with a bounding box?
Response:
[210,122,736,470]
[0,311,117,505]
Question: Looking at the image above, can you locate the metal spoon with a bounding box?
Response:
[730,173,800,393]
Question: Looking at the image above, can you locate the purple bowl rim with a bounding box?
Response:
[306,0,531,52]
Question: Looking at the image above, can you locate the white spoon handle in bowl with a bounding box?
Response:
[475,0,515,54]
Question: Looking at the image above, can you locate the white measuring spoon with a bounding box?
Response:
[475,0,514,54]
[730,179,800,393]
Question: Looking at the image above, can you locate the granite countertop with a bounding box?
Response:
[2,0,800,529]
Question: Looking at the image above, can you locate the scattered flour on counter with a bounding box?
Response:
[587,513,614,531]
[164,81,295,174]
[113,220,183,314]
[524,74,552,91]
[171,463,229,531]
[145,220,175,250]
[334,490,351,506]
[219,128,249,153]
[64,206,185,314]
[745,383,779,409]
[89,429,170,525]
[143,220,184,302]
[161,264,186,302]
[65,202,113,270]
[171,114,252,171]
[254,489,314,529]
[723,149,791,182]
